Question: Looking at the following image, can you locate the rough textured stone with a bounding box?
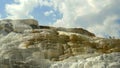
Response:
[0,19,120,68]
[0,20,13,35]
[0,19,39,33]
[50,52,120,68]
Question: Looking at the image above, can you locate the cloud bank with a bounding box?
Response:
[5,0,40,19]
[4,0,120,38]
[51,0,120,38]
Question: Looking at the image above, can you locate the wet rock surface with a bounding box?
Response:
[0,19,120,68]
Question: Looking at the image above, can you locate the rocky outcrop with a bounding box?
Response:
[11,19,39,32]
[0,19,39,33]
[56,27,95,37]
[0,20,13,35]
[39,26,95,37]
[50,52,120,68]
[0,19,120,68]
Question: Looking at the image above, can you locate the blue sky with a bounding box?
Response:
[0,0,62,25]
[0,0,120,38]
[0,0,13,18]
[30,6,62,25]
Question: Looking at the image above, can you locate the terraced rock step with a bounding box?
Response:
[0,19,120,68]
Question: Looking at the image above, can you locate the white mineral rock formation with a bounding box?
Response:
[50,52,120,68]
[0,19,39,33]
[0,19,119,68]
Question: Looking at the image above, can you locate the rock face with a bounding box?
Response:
[0,19,120,68]
[50,52,120,68]
[56,27,95,37]
[39,26,95,37]
[0,20,13,35]
[0,19,39,33]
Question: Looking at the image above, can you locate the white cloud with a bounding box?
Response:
[87,16,120,38]
[5,0,40,19]
[39,0,52,7]
[44,10,53,16]
[4,0,120,38]
[51,0,111,27]
[5,0,52,19]
[50,0,120,38]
